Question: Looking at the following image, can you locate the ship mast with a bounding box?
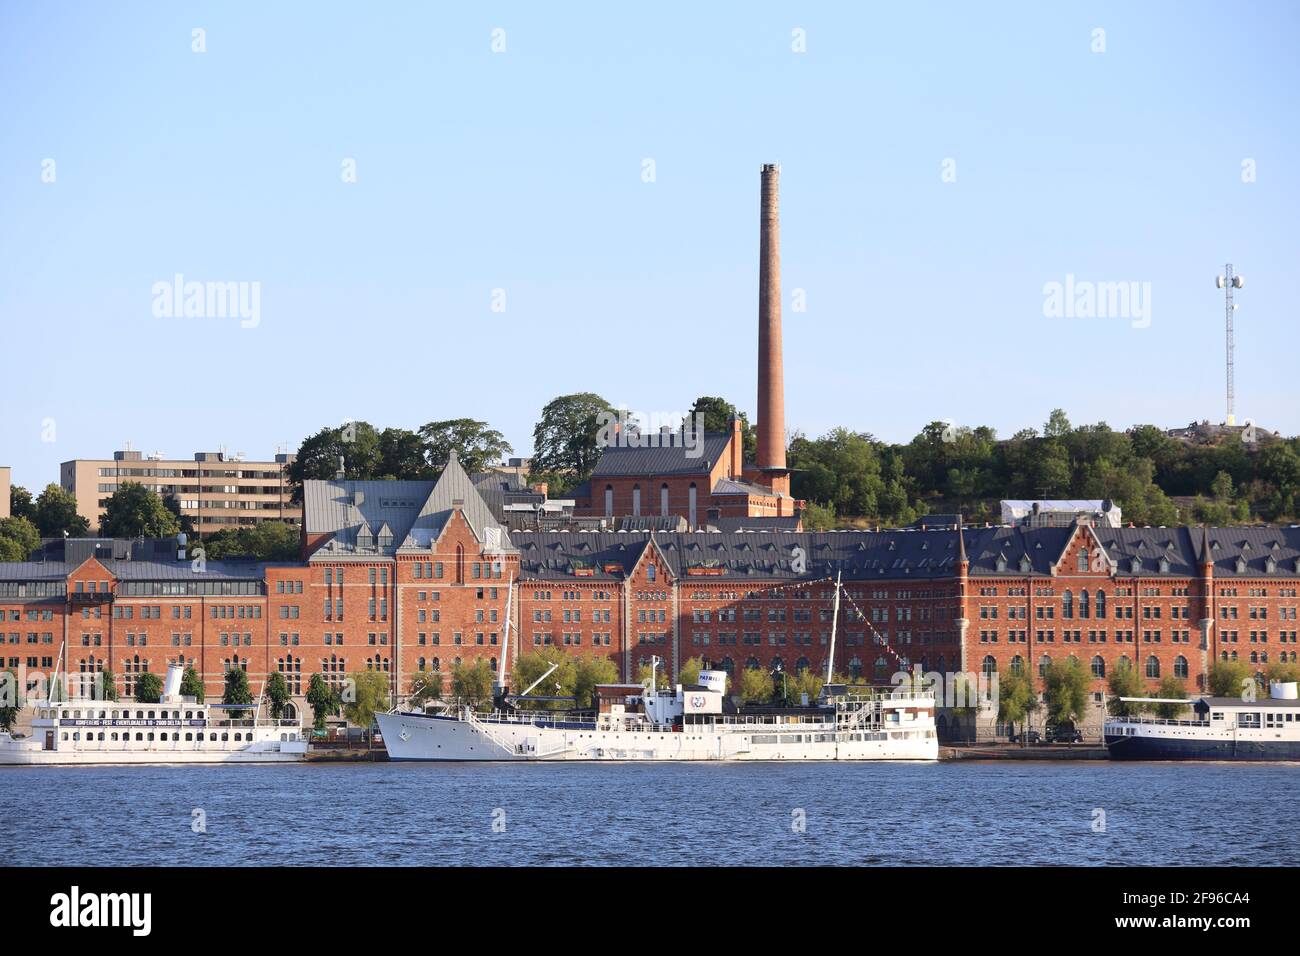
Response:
[825,571,842,685]
[496,573,514,694]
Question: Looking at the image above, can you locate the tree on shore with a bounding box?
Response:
[306,674,338,731]
[1153,676,1189,719]
[407,670,444,710]
[740,667,774,704]
[343,671,391,736]
[1106,660,1146,716]
[135,671,163,703]
[223,667,254,717]
[1042,657,1090,727]
[97,669,119,702]
[449,660,494,711]
[572,657,618,709]
[1207,659,1254,699]
[180,666,205,703]
[265,671,290,720]
[997,668,1037,743]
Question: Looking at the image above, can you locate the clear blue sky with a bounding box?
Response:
[2,1,1297,491]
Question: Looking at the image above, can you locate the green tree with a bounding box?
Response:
[99,482,181,538]
[306,674,338,731]
[1207,659,1254,698]
[636,659,670,691]
[511,649,576,708]
[419,419,513,473]
[223,667,254,717]
[343,670,391,733]
[450,659,495,711]
[1041,657,1090,726]
[0,516,41,562]
[572,656,618,709]
[408,670,445,709]
[1264,661,1300,687]
[677,656,705,688]
[265,671,290,720]
[376,427,437,481]
[180,665,204,703]
[686,396,757,459]
[1106,659,1146,716]
[800,500,837,531]
[135,671,163,703]
[997,668,1038,741]
[9,486,36,522]
[529,392,615,490]
[34,483,89,537]
[97,669,119,702]
[0,669,18,731]
[740,667,774,704]
[204,522,300,561]
[287,421,384,502]
[1153,676,1189,719]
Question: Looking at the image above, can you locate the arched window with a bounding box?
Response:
[873,656,889,680]
[935,655,946,674]
[1079,589,1090,619]
[1009,655,1024,675]
[720,656,734,675]
[604,485,614,518]
[771,656,785,674]
[1096,590,1106,619]
[1174,655,1188,678]
[632,484,641,517]
[1146,655,1161,679]
[1118,654,1131,673]
[795,656,810,673]
[1091,655,1105,678]
[848,656,863,680]
[745,656,760,670]
[1039,654,1052,677]
[1077,549,1089,573]
[981,655,997,676]
[660,483,669,516]
[1062,590,1073,619]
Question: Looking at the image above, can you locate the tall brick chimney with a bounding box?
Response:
[757,163,789,492]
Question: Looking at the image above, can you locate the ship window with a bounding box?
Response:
[110,733,119,741]
[185,733,193,741]
[136,733,144,741]
[61,733,68,740]
[1211,712,1223,721]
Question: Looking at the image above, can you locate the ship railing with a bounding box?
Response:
[1104,716,1210,728]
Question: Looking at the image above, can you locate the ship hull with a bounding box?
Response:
[1105,733,1300,761]
[376,711,937,762]
[0,741,308,766]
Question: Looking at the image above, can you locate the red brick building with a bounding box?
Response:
[5,459,1298,734]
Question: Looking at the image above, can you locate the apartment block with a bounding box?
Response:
[61,450,299,535]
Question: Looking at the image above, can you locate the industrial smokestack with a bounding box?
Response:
[757,163,786,477]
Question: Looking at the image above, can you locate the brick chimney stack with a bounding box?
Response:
[757,163,789,491]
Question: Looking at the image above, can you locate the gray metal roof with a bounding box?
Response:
[0,557,269,582]
[590,433,732,477]
[304,451,513,559]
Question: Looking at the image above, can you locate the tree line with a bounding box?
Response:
[6,402,1295,565]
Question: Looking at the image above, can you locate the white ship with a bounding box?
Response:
[377,573,938,762]
[1104,681,1300,761]
[0,660,307,766]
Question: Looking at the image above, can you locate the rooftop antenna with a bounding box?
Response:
[1215,263,1244,426]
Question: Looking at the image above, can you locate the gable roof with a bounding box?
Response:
[303,451,513,558]
[590,433,733,478]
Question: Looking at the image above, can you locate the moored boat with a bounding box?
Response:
[1104,681,1300,761]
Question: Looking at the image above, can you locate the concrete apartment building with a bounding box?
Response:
[61,450,299,535]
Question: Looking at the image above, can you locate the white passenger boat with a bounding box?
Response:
[1104,681,1300,761]
[377,573,938,762]
[0,661,307,766]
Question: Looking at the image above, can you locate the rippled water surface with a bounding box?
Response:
[7,761,1295,866]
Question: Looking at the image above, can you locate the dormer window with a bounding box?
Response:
[1130,557,1142,573]
[1158,557,1170,574]
[1019,556,1032,573]
[995,555,1008,573]
[356,523,374,550]
[1235,556,1247,574]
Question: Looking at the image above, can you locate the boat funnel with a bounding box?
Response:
[163,662,184,701]
[1269,681,1298,700]
[698,671,728,695]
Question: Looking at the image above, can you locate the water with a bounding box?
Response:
[8,761,1295,867]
